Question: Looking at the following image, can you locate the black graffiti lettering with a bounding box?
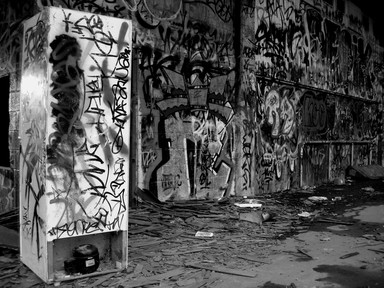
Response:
[93,208,108,226]
[199,149,212,189]
[56,0,128,18]
[86,77,102,93]
[241,119,254,190]
[75,140,107,195]
[112,78,128,101]
[62,10,73,33]
[110,158,125,196]
[85,94,105,116]
[109,47,131,154]
[48,219,104,238]
[111,128,124,154]
[80,165,107,195]
[116,48,131,79]
[71,14,103,35]
[82,30,116,55]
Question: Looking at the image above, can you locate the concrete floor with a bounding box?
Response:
[214,226,384,287]
[1,179,384,288]
[210,194,384,288]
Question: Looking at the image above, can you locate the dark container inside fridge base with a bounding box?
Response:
[64,244,100,274]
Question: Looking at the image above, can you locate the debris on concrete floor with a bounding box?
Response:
[1,179,384,287]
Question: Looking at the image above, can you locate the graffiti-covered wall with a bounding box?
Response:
[0,0,38,214]
[241,0,383,190]
[247,0,384,99]
[134,1,237,201]
[1,0,384,206]
[19,7,132,277]
[130,0,383,198]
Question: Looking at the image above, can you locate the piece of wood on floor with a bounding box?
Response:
[185,262,257,278]
[115,267,185,288]
[181,275,221,288]
[368,248,384,254]
[296,248,313,259]
[133,263,144,275]
[339,252,359,259]
[87,272,116,288]
[237,254,271,264]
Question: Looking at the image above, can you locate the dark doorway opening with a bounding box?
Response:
[0,75,10,167]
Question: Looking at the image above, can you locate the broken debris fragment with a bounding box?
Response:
[195,231,214,237]
[298,212,312,218]
[234,203,263,208]
[239,211,265,225]
[185,262,257,278]
[361,186,375,192]
[308,196,328,202]
[339,252,359,259]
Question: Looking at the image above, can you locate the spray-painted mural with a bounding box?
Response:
[255,81,302,192]
[0,0,37,215]
[45,0,382,198]
[19,8,132,276]
[251,0,384,100]
[241,0,383,190]
[132,1,237,201]
[42,1,237,201]
[0,0,36,73]
[0,0,383,207]
[20,10,49,267]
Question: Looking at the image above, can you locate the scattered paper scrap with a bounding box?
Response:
[298,212,312,218]
[308,196,328,202]
[320,237,331,241]
[234,203,263,208]
[195,231,214,237]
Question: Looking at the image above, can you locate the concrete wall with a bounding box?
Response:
[0,0,383,207]
[0,0,38,213]
[240,0,383,191]
[133,1,237,201]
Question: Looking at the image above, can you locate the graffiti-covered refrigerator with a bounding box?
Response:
[19,7,132,283]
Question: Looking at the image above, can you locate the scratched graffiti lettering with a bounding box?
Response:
[20,79,47,258]
[161,173,182,191]
[23,14,48,70]
[142,150,157,172]
[0,0,35,72]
